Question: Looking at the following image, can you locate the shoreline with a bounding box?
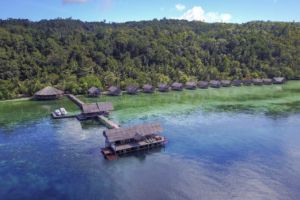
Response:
[0,80,295,103]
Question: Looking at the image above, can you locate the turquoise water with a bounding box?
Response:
[0,82,300,199]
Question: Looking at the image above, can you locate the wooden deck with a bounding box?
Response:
[101,148,118,160]
[66,94,85,109]
[97,115,120,129]
[115,136,166,154]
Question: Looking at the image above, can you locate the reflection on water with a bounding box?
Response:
[0,111,300,200]
[0,82,300,199]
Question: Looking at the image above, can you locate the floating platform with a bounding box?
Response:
[102,123,166,160]
[101,148,118,160]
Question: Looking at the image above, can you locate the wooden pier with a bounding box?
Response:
[97,115,120,129]
[66,94,85,109]
[52,93,166,160]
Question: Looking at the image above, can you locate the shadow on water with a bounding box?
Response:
[116,147,166,162]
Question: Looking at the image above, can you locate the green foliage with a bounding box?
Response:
[79,75,102,93]
[0,19,300,99]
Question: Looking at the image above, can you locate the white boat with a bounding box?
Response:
[54,109,62,116]
[60,108,67,115]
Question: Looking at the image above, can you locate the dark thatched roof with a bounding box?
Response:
[171,82,183,90]
[88,87,100,94]
[88,87,101,96]
[243,79,252,85]
[221,80,231,87]
[263,78,273,85]
[108,86,121,95]
[35,86,64,96]
[185,82,197,89]
[198,81,209,88]
[82,102,113,114]
[232,80,242,86]
[273,77,285,84]
[252,79,263,85]
[143,84,154,93]
[126,85,139,94]
[209,80,221,88]
[104,123,163,143]
[158,84,169,92]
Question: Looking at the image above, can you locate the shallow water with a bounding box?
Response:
[0,82,300,200]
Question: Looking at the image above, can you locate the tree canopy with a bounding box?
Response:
[0,18,299,99]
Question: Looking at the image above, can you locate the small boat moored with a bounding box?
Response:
[54,109,62,116]
[60,108,67,115]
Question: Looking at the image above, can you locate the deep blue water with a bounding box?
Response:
[1,111,300,200]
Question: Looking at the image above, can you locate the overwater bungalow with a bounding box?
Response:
[102,123,166,160]
[143,84,155,93]
[171,82,183,91]
[198,81,209,89]
[34,86,64,100]
[252,79,263,86]
[158,84,170,92]
[263,78,273,85]
[108,86,121,96]
[80,102,113,120]
[126,85,139,95]
[209,80,221,88]
[232,80,242,87]
[221,80,231,87]
[185,82,197,90]
[243,79,252,86]
[273,77,286,84]
[88,87,101,97]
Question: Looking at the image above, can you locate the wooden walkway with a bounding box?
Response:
[97,115,120,129]
[65,94,120,129]
[66,94,85,109]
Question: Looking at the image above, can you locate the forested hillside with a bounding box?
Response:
[0,19,299,99]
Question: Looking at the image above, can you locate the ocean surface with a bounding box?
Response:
[0,82,300,200]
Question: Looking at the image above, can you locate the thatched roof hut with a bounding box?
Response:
[88,87,101,97]
[185,82,197,90]
[232,80,242,87]
[198,81,209,89]
[108,86,121,96]
[243,79,252,86]
[126,85,139,95]
[158,84,169,92]
[143,84,155,93]
[221,80,231,87]
[263,78,273,85]
[34,86,64,100]
[273,77,286,84]
[82,102,113,115]
[209,80,221,88]
[104,123,162,143]
[252,79,263,86]
[171,82,183,91]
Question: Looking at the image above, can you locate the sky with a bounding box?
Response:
[0,0,299,23]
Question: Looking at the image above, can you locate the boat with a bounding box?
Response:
[54,109,62,116]
[60,108,67,115]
